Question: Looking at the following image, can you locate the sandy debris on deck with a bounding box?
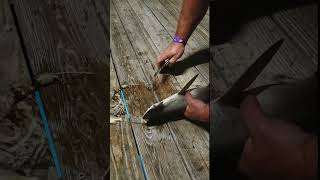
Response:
[0,81,53,178]
[110,85,147,124]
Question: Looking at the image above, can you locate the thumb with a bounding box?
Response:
[240,95,269,139]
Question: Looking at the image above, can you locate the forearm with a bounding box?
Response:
[175,0,209,43]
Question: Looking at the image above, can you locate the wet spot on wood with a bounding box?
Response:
[123,82,156,116]
[151,75,176,100]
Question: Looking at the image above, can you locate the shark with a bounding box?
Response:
[143,39,285,126]
[143,74,210,126]
[143,39,319,178]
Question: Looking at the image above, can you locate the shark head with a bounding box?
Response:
[142,93,187,126]
[142,74,201,126]
[142,101,165,120]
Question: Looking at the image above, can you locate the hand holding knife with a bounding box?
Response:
[154,59,171,77]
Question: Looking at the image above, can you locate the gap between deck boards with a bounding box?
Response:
[111,55,149,180]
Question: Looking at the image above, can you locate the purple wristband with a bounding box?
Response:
[173,36,184,43]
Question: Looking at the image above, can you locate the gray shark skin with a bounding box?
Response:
[211,74,319,179]
[258,75,319,133]
[213,74,319,150]
[143,86,210,126]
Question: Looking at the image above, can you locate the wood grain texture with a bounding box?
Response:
[110,126,142,179]
[143,0,209,81]
[272,3,318,63]
[126,0,208,87]
[111,2,191,179]
[210,15,317,92]
[158,0,209,44]
[0,0,51,175]
[209,5,318,179]
[124,1,210,177]
[110,56,143,180]
[12,0,109,179]
[110,122,144,180]
[163,0,209,34]
[111,0,209,179]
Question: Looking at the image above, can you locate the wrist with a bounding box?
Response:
[173,35,187,45]
[200,104,209,122]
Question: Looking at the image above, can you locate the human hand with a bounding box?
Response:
[184,91,209,122]
[156,42,185,66]
[239,95,317,180]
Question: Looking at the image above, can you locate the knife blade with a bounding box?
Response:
[218,39,284,105]
[154,59,170,77]
[178,74,199,95]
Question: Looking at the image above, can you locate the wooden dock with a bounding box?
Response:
[0,0,109,179]
[110,0,210,179]
[0,0,317,179]
[210,1,317,92]
[110,0,317,180]
[209,1,318,178]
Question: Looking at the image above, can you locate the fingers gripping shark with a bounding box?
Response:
[143,74,210,126]
[143,40,285,126]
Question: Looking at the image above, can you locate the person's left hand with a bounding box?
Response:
[239,95,318,180]
[184,91,209,122]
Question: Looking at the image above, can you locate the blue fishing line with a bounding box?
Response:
[138,155,148,180]
[10,4,62,178]
[120,90,130,120]
[120,89,148,180]
[35,91,63,178]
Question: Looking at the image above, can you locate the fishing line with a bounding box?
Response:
[10,4,63,178]
[112,55,148,180]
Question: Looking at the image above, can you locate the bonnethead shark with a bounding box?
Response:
[143,39,319,178]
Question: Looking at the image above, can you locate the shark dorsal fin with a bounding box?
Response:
[178,74,199,95]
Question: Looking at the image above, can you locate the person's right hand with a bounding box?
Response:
[184,91,209,122]
[156,42,185,66]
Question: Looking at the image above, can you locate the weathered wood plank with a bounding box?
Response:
[157,0,209,42]
[127,0,208,87]
[126,0,210,169]
[110,5,149,86]
[164,0,209,34]
[13,0,109,179]
[111,2,193,179]
[0,0,51,176]
[112,0,209,179]
[111,0,159,88]
[110,56,143,180]
[211,15,317,92]
[209,7,318,179]
[143,0,210,80]
[162,0,210,79]
[127,0,209,139]
[110,122,144,180]
[272,3,318,63]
